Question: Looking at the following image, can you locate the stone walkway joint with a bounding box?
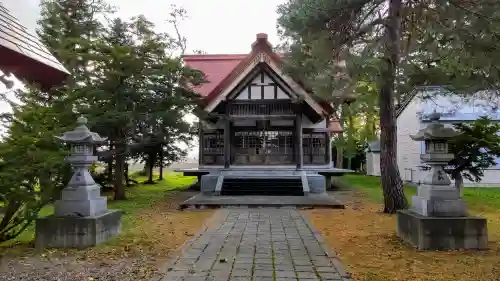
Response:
[160,208,352,281]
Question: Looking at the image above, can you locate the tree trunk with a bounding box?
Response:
[336,105,345,168]
[336,148,344,168]
[38,173,53,203]
[454,173,464,198]
[114,141,127,200]
[379,0,408,213]
[158,145,164,181]
[124,163,130,186]
[148,158,154,183]
[346,108,354,170]
[107,159,113,181]
[145,152,155,184]
[107,143,114,182]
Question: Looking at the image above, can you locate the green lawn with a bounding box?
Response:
[2,172,196,247]
[339,174,500,211]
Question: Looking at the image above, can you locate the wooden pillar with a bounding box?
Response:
[325,118,332,166]
[224,117,231,168]
[295,113,303,169]
[198,121,203,166]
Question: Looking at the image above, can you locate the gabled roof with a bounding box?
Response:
[0,3,69,90]
[365,139,381,152]
[396,86,445,117]
[328,118,343,134]
[397,86,500,122]
[183,33,333,115]
[182,54,246,98]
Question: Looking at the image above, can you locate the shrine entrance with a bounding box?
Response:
[232,121,294,165]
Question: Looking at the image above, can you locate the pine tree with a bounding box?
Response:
[87,15,203,198]
[277,0,500,213]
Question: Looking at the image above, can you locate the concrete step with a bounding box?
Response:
[221,177,303,196]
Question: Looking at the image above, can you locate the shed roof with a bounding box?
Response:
[366,139,381,152]
[0,3,69,90]
[397,86,500,122]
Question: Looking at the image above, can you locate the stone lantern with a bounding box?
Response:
[409,112,464,216]
[396,112,487,250]
[35,116,121,248]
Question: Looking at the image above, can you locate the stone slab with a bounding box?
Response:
[176,167,353,175]
[158,209,352,281]
[200,174,218,195]
[301,172,310,195]
[416,185,460,200]
[35,210,121,248]
[180,194,344,209]
[54,196,107,217]
[396,209,488,250]
[307,173,326,194]
[60,184,102,200]
[411,196,467,217]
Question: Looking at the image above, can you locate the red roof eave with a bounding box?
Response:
[183,33,334,114]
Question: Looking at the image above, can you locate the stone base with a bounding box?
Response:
[201,174,218,195]
[417,185,460,200]
[412,196,467,217]
[305,173,326,194]
[35,210,121,249]
[396,209,488,250]
[54,196,107,217]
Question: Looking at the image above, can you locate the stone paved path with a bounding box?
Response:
[160,208,352,281]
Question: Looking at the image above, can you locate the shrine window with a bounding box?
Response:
[303,131,327,165]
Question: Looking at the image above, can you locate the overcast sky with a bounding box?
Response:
[3,0,284,53]
[1,0,286,158]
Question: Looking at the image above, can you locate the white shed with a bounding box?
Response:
[365,140,381,176]
[396,86,500,187]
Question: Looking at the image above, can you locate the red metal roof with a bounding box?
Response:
[0,3,69,90]
[328,118,343,133]
[183,54,246,97]
[183,33,337,119]
[183,33,289,104]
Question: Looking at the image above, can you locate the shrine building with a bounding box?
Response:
[178,33,350,196]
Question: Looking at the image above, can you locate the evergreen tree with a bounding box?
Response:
[277,0,500,213]
[86,15,203,198]
[448,118,500,195]
[0,0,111,242]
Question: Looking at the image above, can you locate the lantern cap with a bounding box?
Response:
[410,112,460,141]
[55,115,107,144]
[428,111,441,122]
[77,115,88,125]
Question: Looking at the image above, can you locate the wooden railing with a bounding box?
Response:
[200,129,330,166]
[229,101,294,117]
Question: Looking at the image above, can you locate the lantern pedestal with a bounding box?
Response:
[411,185,468,217]
[396,112,488,250]
[35,210,121,248]
[54,195,108,217]
[35,116,122,248]
[396,210,487,250]
[411,196,468,217]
